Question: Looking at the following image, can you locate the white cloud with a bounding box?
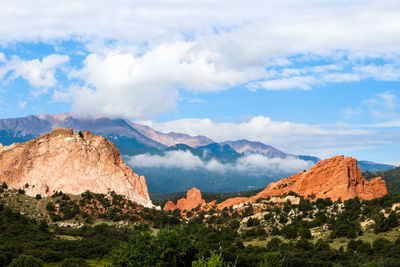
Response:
[1,54,69,95]
[248,62,400,91]
[1,1,400,55]
[235,154,314,174]
[138,115,400,157]
[18,101,27,109]
[250,76,317,90]
[379,92,397,110]
[127,150,314,175]
[129,151,204,170]
[354,64,400,81]
[67,45,265,119]
[0,1,400,119]
[344,92,399,120]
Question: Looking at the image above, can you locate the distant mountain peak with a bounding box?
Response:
[129,121,214,148]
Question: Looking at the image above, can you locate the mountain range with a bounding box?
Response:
[0,113,396,192]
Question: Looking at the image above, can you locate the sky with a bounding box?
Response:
[0,0,400,164]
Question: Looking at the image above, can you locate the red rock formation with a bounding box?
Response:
[0,128,153,207]
[164,188,205,211]
[217,155,387,209]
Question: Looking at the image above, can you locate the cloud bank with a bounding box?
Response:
[1,1,400,119]
[127,150,314,175]
[139,115,400,157]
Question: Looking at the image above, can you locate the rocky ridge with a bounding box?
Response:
[217,155,386,209]
[164,156,387,211]
[0,128,153,207]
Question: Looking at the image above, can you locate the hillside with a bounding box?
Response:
[1,183,400,266]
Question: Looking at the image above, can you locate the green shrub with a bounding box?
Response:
[17,189,25,195]
[260,252,283,267]
[2,181,8,189]
[46,202,55,212]
[8,255,44,267]
[192,251,236,267]
[59,258,90,267]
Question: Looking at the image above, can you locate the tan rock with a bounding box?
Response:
[217,155,387,209]
[0,128,153,207]
[164,188,204,211]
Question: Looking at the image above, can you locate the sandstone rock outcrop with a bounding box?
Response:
[164,188,205,211]
[217,155,387,209]
[0,128,153,207]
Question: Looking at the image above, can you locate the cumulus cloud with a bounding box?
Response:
[138,115,400,157]
[0,54,69,95]
[67,44,265,118]
[0,1,398,118]
[1,1,400,54]
[127,150,314,175]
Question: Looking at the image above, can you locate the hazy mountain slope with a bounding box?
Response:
[221,139,290,158]
[298,155,320,164]
[358,161,396,172]
[130,122,214,147]
[0,114,166,153]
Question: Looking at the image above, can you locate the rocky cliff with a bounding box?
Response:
[164,188,205,211]
[0,128,153,207]
[216,155,387,209]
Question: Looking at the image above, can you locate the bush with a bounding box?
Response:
[267,238,282,251]
[17,189,25,195]
[261,252,283,267]
[59,258,90,267]
[192,251,234,267]
[35,194,42,200]
[230,219,240,230]
[38,220,49,233]
[247,217,260,227]
[299,227,311,239]
[372,238,391,255]
[8,255,44,267]
[61,194,70,201]
[281,225,298,239]
[112,228,196,267]
[1,181,8,189]
[46,202,55,212]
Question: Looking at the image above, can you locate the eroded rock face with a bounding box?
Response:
[217,156,387,209]
[0,128,153,207]
[164,188,204,211]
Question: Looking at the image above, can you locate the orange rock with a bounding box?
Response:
[217,155,387,209]
[164,188,205,211]
[0,128,153,207]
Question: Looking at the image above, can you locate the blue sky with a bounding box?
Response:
[0,1,400,164]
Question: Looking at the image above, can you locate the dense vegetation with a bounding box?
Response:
[2,182,400,266]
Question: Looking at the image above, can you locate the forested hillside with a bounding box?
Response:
[2,182,400,266]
